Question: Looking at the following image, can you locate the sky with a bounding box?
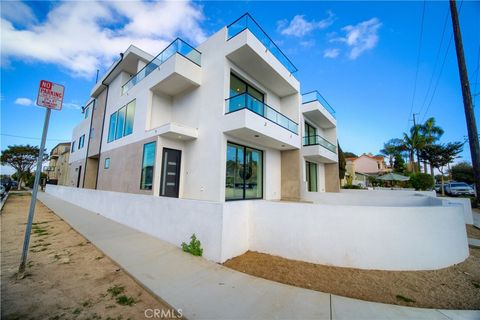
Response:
[1,0,479,175]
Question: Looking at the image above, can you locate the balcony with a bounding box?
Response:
[302,135,338,163]
[122,38,201,96]
[223,93,300,150]
[226,14,299,97]
[150,122,198,141]
[302,91,336,129]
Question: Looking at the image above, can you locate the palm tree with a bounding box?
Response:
[419,117,444,176]
[380,138,404,168]
[403,125,425,173]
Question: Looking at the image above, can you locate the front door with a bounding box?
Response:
[77,165,82,188]
[160,148,181,198]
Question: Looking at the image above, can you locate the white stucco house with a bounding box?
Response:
[67,13,339,202]
[51,13,470,272]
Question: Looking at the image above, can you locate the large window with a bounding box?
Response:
[140,142,156,190]
[229,73,264,102]
[107,99,136,143]
[306,161,318,192]
[78,135,85,149]
[304,122,317,145]
[226,142,263,200]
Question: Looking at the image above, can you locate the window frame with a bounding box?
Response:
[225,141,263,201]
[306,161,318,192]
[140,141,156,190]
[104,158,110,169]
[107,99,136,143]
[229,73,264,103]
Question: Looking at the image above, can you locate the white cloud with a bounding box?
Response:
[278,11,335,37]
[331,18,382,59]
[63,102,82,110]
[323,48,340,59]
[300,40,316,48]
[14,97,33,106]
[1,1,206,78]
[0,1,37,26]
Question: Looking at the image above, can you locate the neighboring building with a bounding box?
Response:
[68,13,339,201]
[46,142,71,185]
[342,154,391,187]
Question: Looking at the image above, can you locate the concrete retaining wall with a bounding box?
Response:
[249,201,469,270]
[46,185,470,271]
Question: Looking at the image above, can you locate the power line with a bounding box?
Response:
[472,46,480,108]
[421,34,453,123]
[1,133,69,142]
[421,0,464,122]
[407,0,427,131]
[417,7,450,118]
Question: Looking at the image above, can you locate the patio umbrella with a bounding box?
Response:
[377,172,410,181]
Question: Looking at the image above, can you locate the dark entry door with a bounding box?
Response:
[160,148,181,198]
[77,165,82,188]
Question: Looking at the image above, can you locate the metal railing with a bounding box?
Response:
[122,38,201,94]
[225,92,298,134]
[227,13,298,74]
[303,135,337,153]
[302,91,336,119]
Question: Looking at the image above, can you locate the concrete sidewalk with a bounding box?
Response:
[37,192,479,320]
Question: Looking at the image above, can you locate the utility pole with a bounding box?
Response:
[450,0,480,203]
[412,113,420,173]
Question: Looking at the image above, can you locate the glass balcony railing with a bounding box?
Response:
[303,135,337,153]
[122,38,201,94]
[227,13,298,74]
[225,92,298,134]
[302,91,336,119]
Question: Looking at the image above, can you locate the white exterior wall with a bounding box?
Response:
[86,27,299,202]
[47,185,470,271]
[249,201,468,271]
[69,112,90,164]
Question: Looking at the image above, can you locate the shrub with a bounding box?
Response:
[341,184,364,189]
[181,234,203,256]
[409,173,434,191]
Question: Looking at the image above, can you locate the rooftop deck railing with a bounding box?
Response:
[225,92,298,134]
[122,38,201,94]
[302,91,336,119]
[227,13,298,74]
[303,135,337,153]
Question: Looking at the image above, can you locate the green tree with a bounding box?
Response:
[419,142,463,196]
[0,145,47,190]
[403,125,425,173]
[343,152,358,158]
[450,161,474,184]
[419,117,444,176]
[338,142,346,180]
[410,173,434,191]
[380,138,404,168]
[393,153,406,173]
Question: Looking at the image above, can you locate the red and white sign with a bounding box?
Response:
[36,80,65,110]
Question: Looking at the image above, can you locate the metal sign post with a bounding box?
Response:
[18,80,64,276]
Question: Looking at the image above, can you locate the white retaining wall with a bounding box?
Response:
[46,185,470,271]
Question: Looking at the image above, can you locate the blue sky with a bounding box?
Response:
[1,1,479,175]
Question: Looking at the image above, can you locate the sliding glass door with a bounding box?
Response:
[226,142,263,200]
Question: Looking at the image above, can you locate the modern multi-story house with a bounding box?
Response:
[45,142,71,185]
[67,13,339,202]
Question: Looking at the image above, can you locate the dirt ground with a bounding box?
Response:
[1,193,179,320]
[225,226,480,310]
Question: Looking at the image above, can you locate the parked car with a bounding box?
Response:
[444,181,475,196]
[0,185,6,199]
[434,183,443,193]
